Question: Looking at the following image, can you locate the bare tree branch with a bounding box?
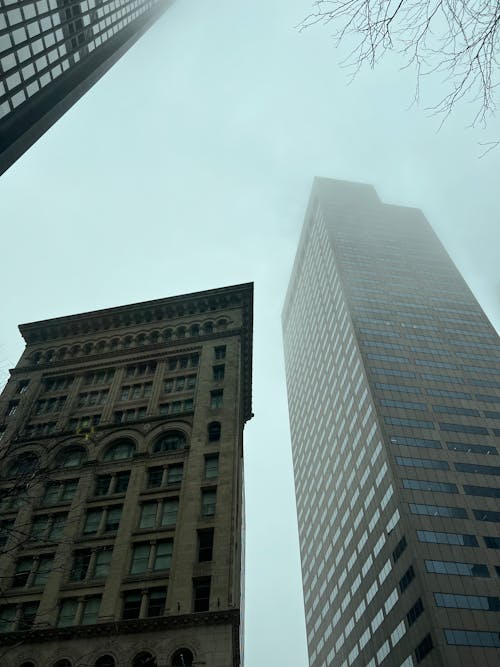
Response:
[300,0,500,128]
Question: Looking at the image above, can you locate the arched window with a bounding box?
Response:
[103,439,136,461]
[190,325,199,337]
[19,662,36,667]
[137,334,146,347]
[7,453,39,477]
[203,322,213,334]
[208,422,221,442]
[133,652,157,667]
[56,447,86,468]
[52,660,72,667]
[171,649,193,666]
[95,657,115,667]
[176,327,186,338]
[153,432,186,454]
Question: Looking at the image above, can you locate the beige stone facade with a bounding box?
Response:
[0,284,253,667]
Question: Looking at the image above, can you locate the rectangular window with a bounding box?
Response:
[95,475,111,496]
[71,550,91,581]
[396,456,449,470]
[399,565,415,593]
[484,536,500,548]
[83,509,102,535]
[410,503,467,519]
[167,464,183,485]
[433,405,480,416]
[445,629,500,647]
[84,369,114,386]
[381,399,427,410]
[140,502,157,529]
[57,599,78,627]
[455,462,500,476]
[406,598,424,625]
[6,401,18,417]
[198,529,214,562]
[0,605,16,633]
[214,346,226,360]
[201,489,216,516]
[375,383,421,394]
[154,540,173,570]
[130,544,150,574]
[447,442,498,455]
[473,509,500,522]
[210,390,223,409]
[415,634,433,663]
[123,591,142,619]
[425,559,490,577]
[115,471,130,493]
[386,417,434,429]
[161,499,178,527]
[392,536,407,563]
[148,588,166,617]
[32,555,53,586]
[148,467,163,488]
[439,422,489,435]
[105,506,122,532]
[81,597,100,625]
[16,380,30,394]
[435,592,500,611]
[13,558,33,587]
[94,548,113,578]
[193,577,211,612]
[390,435,441,449]
[212,365,225,381]
[18,602,38,631]
[417,530,478,547]
[204,454,219,479]
[403,479,458,493]
[464,484,500,498]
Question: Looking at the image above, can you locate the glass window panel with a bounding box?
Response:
[84,510,102,534]
[161,499,178,526]
[57,599,77,627]
[130,544,150,574]
[82,597,100,625]
[140,503,157,529]
[154,541,172,570]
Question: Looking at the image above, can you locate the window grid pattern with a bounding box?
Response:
[0,0,166,119]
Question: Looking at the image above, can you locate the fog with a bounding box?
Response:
[0,0,499,665]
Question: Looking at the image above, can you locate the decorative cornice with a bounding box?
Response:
[0,609,240,646]
[19,284,252,344]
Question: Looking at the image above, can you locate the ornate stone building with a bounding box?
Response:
[0,283,253,667]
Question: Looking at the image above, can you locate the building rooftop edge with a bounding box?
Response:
[19,283,254,343]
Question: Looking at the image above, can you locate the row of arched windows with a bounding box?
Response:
[4,424,220,478]
[18,649,193,666]
[28,318,229,365]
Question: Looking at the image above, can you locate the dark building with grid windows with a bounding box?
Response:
[282,179,500,667]
[0,283,253,667]
[0,0,171,175]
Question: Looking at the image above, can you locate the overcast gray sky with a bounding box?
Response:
[1,0,499,665]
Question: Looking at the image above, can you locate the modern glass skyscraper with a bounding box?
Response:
[0,0,171,175]
[282,178,500,667]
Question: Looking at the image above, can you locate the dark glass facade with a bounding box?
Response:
[282,178,500,667]
[0,0,171,174]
